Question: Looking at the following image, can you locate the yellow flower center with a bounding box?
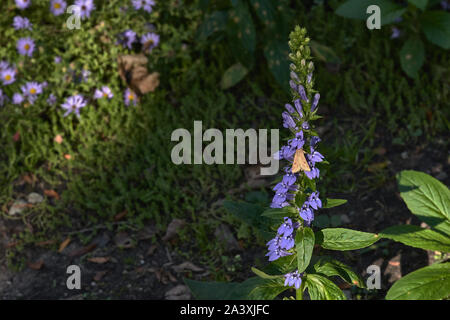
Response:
[5,75,11,81]
[24,44,30,51]
[128,95,134,100]
[103,92,108,97]
[54,3,61,9]
[30,88,36,94]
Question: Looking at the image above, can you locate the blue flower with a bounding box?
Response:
[277,217,294,237]
[311,93,320,112]
[288,131,305,150]
[308,191,322,210]
[282,111,297,129]
[284,270,303,289]
[299,202,314,225]
[298,85,309,102]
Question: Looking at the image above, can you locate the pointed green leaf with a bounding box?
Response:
[220,63,248,90]
[310,256,366,288]
[305,274,346,300]
[380,225,450,252]
[310,41,341,64]
[397,170,450,235]
[251,267,283,280]
[420,11,450,49]
[399,37,425,79]
[323,198,348,209]
[296,227,315,273]
[316,228,380,250]
[386,263,450,300]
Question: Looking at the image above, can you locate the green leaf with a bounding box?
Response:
[323,198,348,209]
[305,274,346,300]
[310,41,341,64]
[399,37,425,79]
[380,225,450,253]
[335,0,406,25]
[261,206,297,219]
[386,263,450,300]
[296,227,315,273]
[251,267,283,279]
[420,11,450,49]
[247,277,288,300]
[223,200,273,240]
[220,63,248,90]
[249,0,276,24]
[227,1,256,67]
[311,256,366,288]
[316,228,380,250]
[397,170,450,235]
[196,11,228,41]
[264,40,290,92]
[408,0,428,10]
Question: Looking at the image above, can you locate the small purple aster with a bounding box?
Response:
[21,81,43,104]
[17,37,35,57]
[94,86,113,99]
[47,93,57,106]
[74,0,95,19]
[124,88,137,106]
[0,61,9,71]
[141,32,160,53]
[391,27,401,39]
[54,56,62,64]
[12,93,24,105]
[13,16,32,30]
[50,0,67,16]
[1,68,17,85]
[15,0,31,10]
[118,30,137,49]
[61,94,87,117]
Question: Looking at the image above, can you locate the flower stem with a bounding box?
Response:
[296,281,305,300]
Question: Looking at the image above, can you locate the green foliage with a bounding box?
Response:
[382,170,450,300]
[386,263,450,300]
[400,37,425,78]
[295,227,315,273]
[220,63,248,89]
[316,228,380,251]
[335,0,450,78]
[304,273,347,300]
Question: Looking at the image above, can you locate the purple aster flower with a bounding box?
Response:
[277,218,294,237]
[1,68,16,85]
[141,32,160,53]
[74,0,95,19]
[17,37,35,57]
[288,131,305,150]
[47,93,57,105]
[308,191,322,210]
[284,270,303,289]
[21,82,43,104]
[143,0,156,13]
[0,61,9,71]
[124,88,137,106]
[118,29,137,49]
[50,0,67,16]
[94,86,113,99]
[391,27,401,39]
[298,85,309,102]
[54,56,62,64]
[311,93,320,112]
[61,94,87,117]
[299,202,314,225]
[13,16,32,30]
[282,111,296,129]
[12,93,24,105]
[15,0,31,9]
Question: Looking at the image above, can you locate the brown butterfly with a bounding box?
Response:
[117,54,160,96]
[291,149,311,173]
